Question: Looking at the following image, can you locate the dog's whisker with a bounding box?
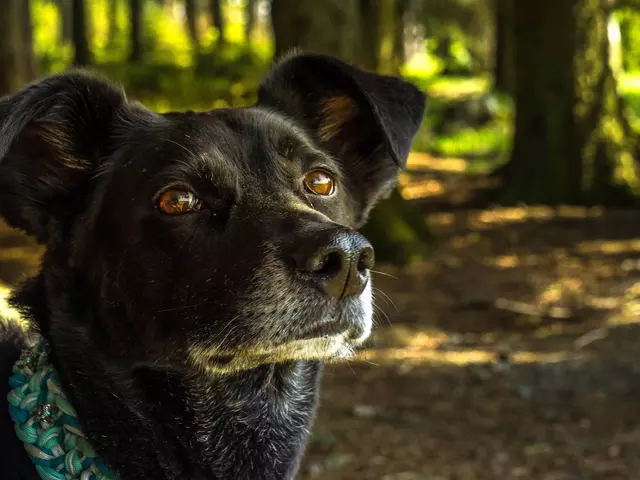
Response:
[357,349,380,367]
[372,288,390,309]
[372,302,392,327]
[370,269,398,280]
[373,287,398,313]
[345,360,357,377]
[359,354,380,367]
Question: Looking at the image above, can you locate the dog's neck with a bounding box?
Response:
[15,275,322,480]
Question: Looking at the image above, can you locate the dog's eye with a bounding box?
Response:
[157,190,203,215]
[303,170,336,196]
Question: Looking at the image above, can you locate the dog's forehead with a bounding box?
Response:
[152,107,324,167]
[109,107,334,194]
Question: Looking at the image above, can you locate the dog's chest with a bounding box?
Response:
[185,364,321,479]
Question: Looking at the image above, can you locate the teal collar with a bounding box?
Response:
[7,339,118,480]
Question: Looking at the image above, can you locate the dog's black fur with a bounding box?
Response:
[0,54,425,479]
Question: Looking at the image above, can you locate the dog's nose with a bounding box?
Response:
[294,229,374,298]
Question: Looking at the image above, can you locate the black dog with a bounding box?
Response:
[0,54,425,479]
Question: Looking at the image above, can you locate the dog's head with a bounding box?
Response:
[0,54,425,373]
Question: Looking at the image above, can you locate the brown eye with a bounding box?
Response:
[157,190,202,215]
[303,170,336,196]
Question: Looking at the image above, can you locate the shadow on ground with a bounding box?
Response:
[298,202,640,480]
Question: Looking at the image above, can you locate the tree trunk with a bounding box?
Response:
[357,0,406,74]
[0,0,35,96]
[20,0,37,80]
[185,0,199,52]
[392,0,408,74]
[493,0,515,95]
[496,0,638,205]
[245,0,256,43]
[210,0,225,47]
[107,0,119,46]
[358,0,380,72]
[129,0,143,63]
[376,0,403,75]
[271,0,361,63]
[57,0,73,44]
[72,0,91,66]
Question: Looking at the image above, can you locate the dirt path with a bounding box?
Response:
[299,207,640,480]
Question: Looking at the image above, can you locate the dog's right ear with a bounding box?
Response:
[0,73,134,243]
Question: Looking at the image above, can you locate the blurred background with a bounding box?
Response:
[1,0,640,479]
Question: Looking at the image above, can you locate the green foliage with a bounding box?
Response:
[430,125,509,159]
[415,0,494,75]
[92,46,269,112]
[406,73,640,179]
[31,0,271,111]
[32,0,71,74]
[618,9,640,72]
[620,74,640,134]
[26,1,640,185]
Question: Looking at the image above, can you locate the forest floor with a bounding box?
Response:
[296,156,640,480]
[1,155,640,480]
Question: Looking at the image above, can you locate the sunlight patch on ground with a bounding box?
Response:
[378,326,449,350]
[406,152,468,173]
[398,177,445,199]
[483,254,542,269]
[473,206,604,227]
[577,238,640,255]
[607,283,640,325]
[357,348,572,366]
[426,206,606,230]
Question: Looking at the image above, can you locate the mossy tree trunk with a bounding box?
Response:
[391,0,408,74]
[357,0,406,75]
[56,0,73,44]
[245,0,257,44]
[185,0,199,53]
[269,0,430,263]
[493,0,515,95]
[271,0,361,63]
[358,0,381,72]
[0,0,35,96]
[497,0,638,205]
[72,0,92,66]
[210,0,226,48]
[21,0,37,82]
[361,189,432,265]
[129,0,143,63]
[107,0,119,47]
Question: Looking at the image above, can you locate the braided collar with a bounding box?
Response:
[7,339,117,480]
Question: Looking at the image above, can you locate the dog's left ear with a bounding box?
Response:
[257,53,426,224]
